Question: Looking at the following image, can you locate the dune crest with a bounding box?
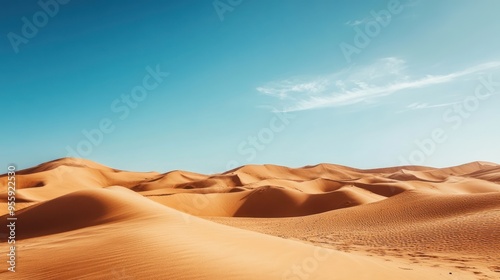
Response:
[1,158,499,279]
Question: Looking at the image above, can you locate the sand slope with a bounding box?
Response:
[1,158,499,279]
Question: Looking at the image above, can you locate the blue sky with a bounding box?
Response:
[1,0,500,173]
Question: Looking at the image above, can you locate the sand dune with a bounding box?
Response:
[1,158,499,279]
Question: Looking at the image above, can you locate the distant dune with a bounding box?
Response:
[1,158,499,279]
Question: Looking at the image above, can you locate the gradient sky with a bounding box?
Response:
[1,0,500,173]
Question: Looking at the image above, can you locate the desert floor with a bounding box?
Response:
[1,158,499,279]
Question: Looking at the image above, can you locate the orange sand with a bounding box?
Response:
[1,158,499,279]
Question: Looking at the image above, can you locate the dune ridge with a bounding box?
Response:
[1,158,499,279]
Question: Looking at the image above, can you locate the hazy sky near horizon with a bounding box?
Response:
[1,0,500,173]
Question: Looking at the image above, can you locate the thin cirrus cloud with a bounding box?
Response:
[404,101,458,111]
[344,0,420,27]
[256,80,329,100]
[257,58,500,112]
[393,101,460,114]
[345,19,365,26]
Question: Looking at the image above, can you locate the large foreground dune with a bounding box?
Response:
[1,158,499,279]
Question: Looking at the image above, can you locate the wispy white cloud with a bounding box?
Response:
[256,79,328,100]
[345,19,365,26]
[406,102,457,110]
[344,0,421,27]
[345,14,391,27]
[257,58,500,112]
[393,101,459,114]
